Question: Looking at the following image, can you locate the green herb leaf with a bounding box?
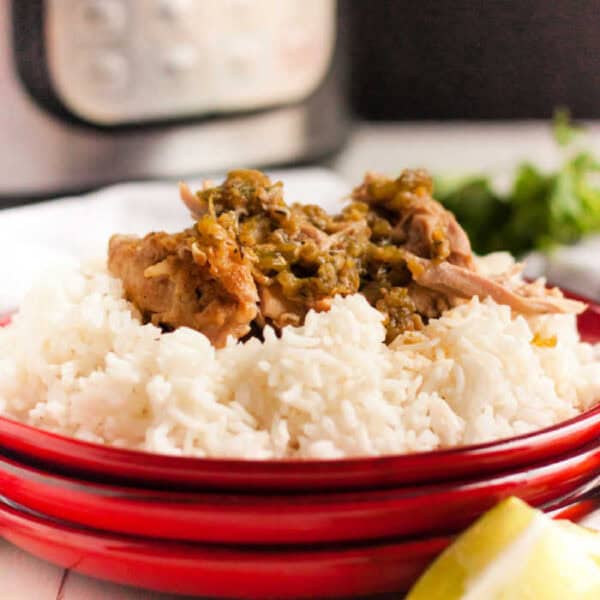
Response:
[553,107,583,147]
[435,110,600,257]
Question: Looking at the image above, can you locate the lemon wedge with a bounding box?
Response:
[406,497,600,600]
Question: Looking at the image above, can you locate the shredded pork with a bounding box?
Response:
[108,169,585,347]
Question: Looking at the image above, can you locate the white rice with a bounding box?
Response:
[0,257,598,459]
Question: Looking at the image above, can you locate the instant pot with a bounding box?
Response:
[1,0,348,201]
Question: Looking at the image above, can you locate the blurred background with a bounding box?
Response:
[347,1,600,120]
[6,0,600,199]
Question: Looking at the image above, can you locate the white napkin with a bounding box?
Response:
[525,237,600,302]
[0,168,349,313]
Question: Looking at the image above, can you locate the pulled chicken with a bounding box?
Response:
[108,169,585,347]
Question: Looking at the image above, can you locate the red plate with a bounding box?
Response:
[0,292,598,493]
[0,495,597,600]
[0,497,450,599]
[0,441,599,545]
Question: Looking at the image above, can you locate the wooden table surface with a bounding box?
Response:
[0,538,192,599]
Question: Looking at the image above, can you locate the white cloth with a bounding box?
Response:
[525,238,600,301]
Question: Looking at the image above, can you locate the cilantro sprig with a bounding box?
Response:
[435,111,600,256]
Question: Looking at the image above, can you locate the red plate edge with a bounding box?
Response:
[0,290,599,492]
[0,440,599,545]
[0,498,450,599]
[1,403,600,493]
[0,494,598,600]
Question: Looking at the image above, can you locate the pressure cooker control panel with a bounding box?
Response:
[44,0,335,125]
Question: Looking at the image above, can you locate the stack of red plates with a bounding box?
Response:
[0,293,598,598]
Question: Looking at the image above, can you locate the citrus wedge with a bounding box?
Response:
[407,497,600,600]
